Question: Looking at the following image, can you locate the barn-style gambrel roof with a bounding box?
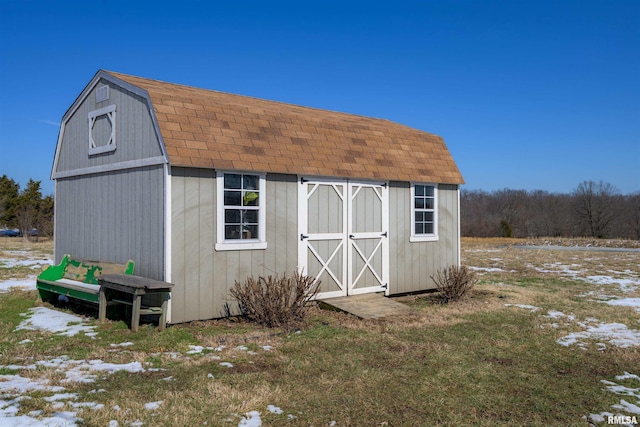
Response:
[106,71,464,184]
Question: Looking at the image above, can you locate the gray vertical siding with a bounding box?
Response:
[170,169,299,323]
[54,165,165,280]
[389,183,459,294]
[55,78,164,173]
[53,77,166,281]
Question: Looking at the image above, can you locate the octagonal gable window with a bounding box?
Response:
[88,104,116,155]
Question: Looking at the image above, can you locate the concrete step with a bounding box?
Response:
[318,293,416,319]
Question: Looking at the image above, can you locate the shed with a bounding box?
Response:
[51,70,464,323]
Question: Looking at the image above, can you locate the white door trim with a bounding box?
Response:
[299,177,389,299]
[347,181,389,296]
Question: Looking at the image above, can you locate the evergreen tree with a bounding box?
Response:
[0,175,20,228]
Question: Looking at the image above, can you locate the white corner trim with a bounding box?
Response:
[164,163,172,324]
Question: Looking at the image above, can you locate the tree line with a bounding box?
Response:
[461,180,640,239]
[0,175,53,240]
[1,175,638,241]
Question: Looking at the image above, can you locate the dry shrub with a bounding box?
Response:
[431,265,478,303]
[230,271,320,328]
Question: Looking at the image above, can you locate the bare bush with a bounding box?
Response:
[431,265,478,303]
[230,271,320,328]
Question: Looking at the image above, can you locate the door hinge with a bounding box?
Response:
[300,177,308,184]
[300,234,309,241]
[381,283,388,289]
[381,231,388,237]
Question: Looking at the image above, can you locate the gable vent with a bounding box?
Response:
[96,85,109,103]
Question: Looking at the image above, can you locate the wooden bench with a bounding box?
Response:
[37,255,135,304]
[98,274,174,332]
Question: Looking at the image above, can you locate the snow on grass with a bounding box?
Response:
[15,307,97,337]
[557,321,640,349]
[0,257,53,269]
[469,266,505,273]
[604,298,640,313]
[144,400,163,410]
[238,411,262,426]
[266,405,283,414]
[0,276,37,292]
[589,372,640,424]
[581,276,639,293]
[504,304,541,312]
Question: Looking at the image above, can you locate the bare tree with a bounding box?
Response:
[571,180,619,238]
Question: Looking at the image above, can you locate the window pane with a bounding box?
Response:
[415,223,424,235]
[424,186,434,197]
[243,210,258,223]
[225,209,241,223]
[424,223,434,234]
[415,185,425,196]
[415,197,425,209]
[425,198,434,210]
[415,211,424,222]
[224,174,241,189]
[243,191,259,206]
[225,225,241,239]
[243,225,258,239]
[243,175,258,190]
[425,211,434,221]
[224,191,242,206]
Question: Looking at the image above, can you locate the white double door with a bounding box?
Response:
[298,178,389,299]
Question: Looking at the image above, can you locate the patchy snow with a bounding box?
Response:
[557,321,640,349]
[238,411,262,427]
[589,373,640,424]
[469,266,505,273]
[603,298,640,313]
[220,362,234,368]
[0,276,37,292]
[110,342,135,348]
[15,307,97,337]
[504,304,541,312]
[144,400,163,411]
[266,405,283,414]
[581,275,639,293]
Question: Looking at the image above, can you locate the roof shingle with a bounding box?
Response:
[106,71,464,184]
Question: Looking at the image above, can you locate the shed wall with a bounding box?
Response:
[54,165,165,280]
[55,78,164,174]
[389,183,459,294]
[170,169,298,323]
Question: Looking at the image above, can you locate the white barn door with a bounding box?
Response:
[299,177,388,299]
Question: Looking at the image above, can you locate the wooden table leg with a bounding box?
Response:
[158,292,168,331]
[131,294,142,332]
[98,287,107,323]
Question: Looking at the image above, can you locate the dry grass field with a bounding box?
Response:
[0,237,638,426]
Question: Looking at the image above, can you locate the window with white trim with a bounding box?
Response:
[410,183,438,242]
[215,172,267,251]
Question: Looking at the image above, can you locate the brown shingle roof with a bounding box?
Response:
[106,71,464,184]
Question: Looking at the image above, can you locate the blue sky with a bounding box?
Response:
[1,0,638,196]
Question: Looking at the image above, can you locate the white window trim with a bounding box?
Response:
[88,104,116,155]
[215,171,267,251]
[409,183,439,242]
